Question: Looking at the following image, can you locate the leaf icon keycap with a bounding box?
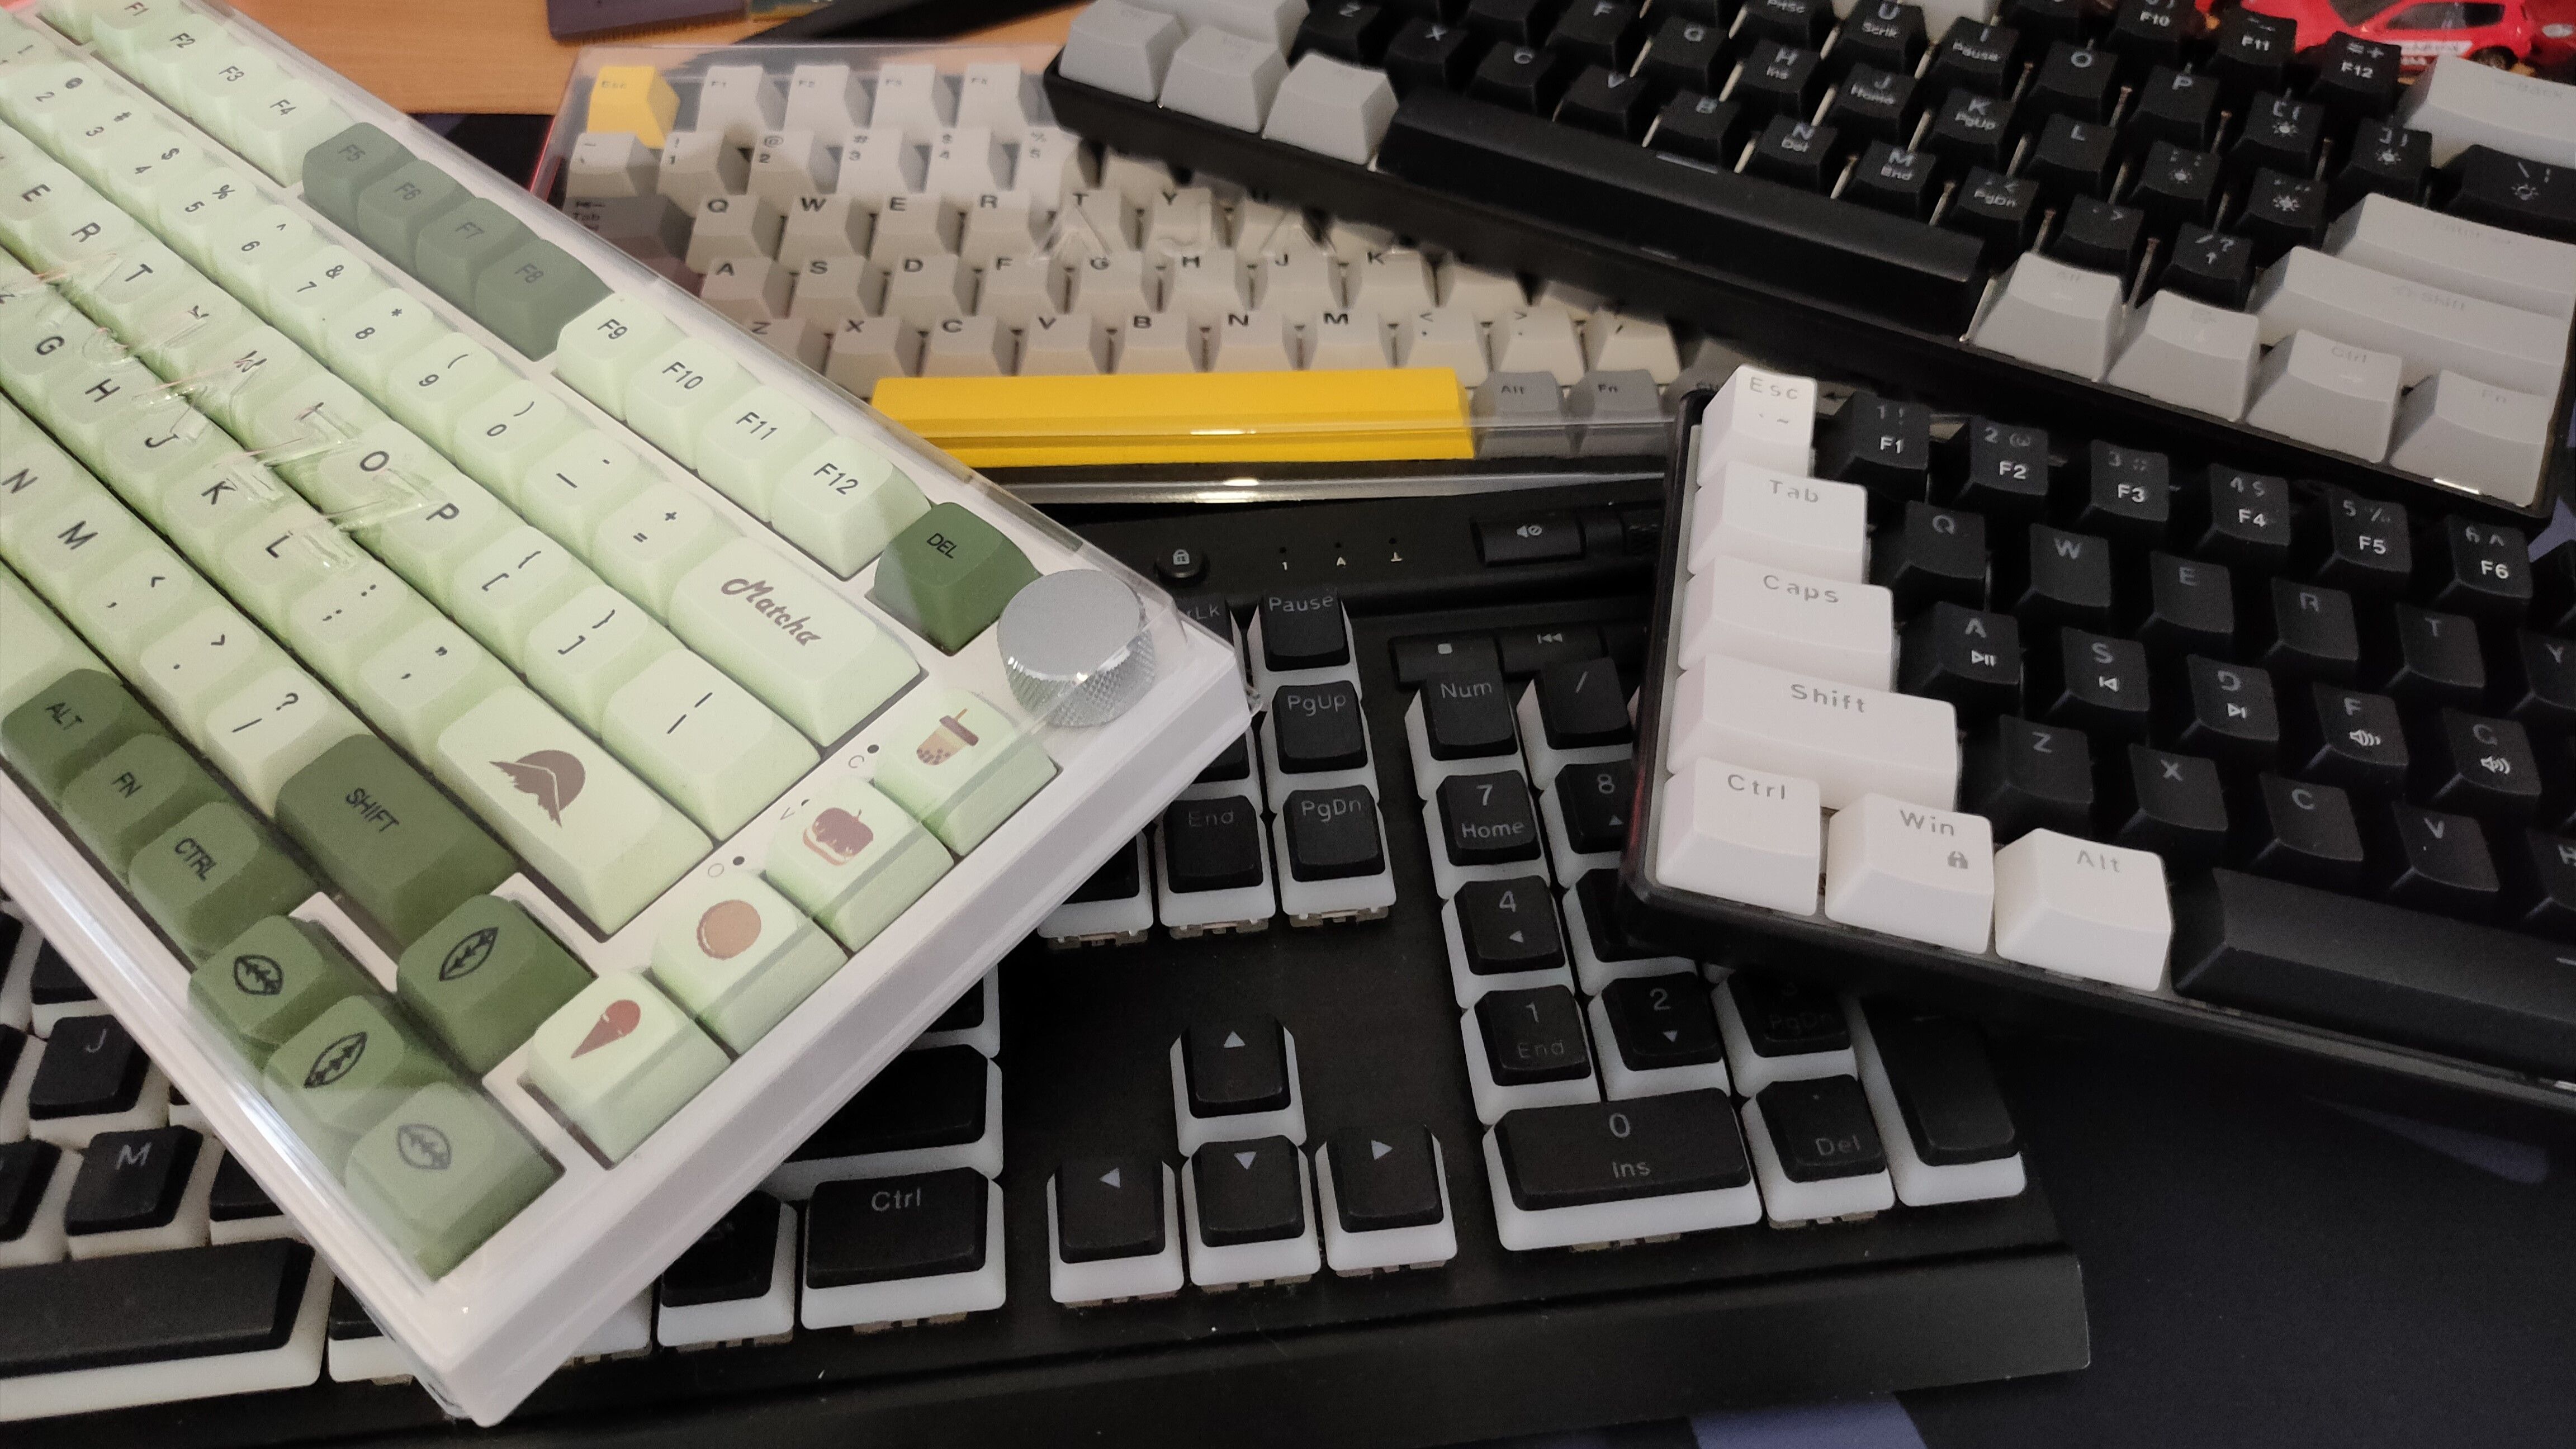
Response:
[306,1030,368,1088]
[439,925,499,981]
[491,748,586,824]
[397,1122,453,1171]
[232,951,285,997]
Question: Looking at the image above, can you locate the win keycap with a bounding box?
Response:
[64,1126,201,1236]
[1865,1007,2020,1165]
[1055,1156,1166,1262]
[1192,1137,1305,1246]
[1494,1090,1751,1209]
[805,1167,988,1286]
[1456,876,1566,974]
[660,1193,783,1308]
[30,1014,149,1121]
[276,735,514,948]
[1184,1015,1292,1116]
[1326,1124,1444,1233]
[1757,1077,1886,1181]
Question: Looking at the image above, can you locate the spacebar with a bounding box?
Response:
[2170,870,2576,1079]
[1374,88,1988,335]
[0,1239,313,1377]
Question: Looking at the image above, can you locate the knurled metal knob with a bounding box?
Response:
[997,569,1156,727]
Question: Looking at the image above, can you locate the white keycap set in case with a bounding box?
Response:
[0,0,1244,1425]
[1652,367,2175,995]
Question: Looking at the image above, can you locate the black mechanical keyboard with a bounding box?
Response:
[0,481,2086,1443]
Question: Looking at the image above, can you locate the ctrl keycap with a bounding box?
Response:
[525,973,726,1163]
[344,1082,557,1277]
[129,802,318,960]
[262,996,453,1166]
[395,895,592,1075]
[277,735,514,948]
[60,735,228,878]
[868,501,1041,655]
[191,916,372,1062]
[0,669,162,802]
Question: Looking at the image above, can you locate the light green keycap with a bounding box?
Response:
[380,334,509,452]
[2,60,105,139]
[450,524,598,665]
[520,429,652,543]
[192,324,309,435]
[669,536,920,744]
[649,873,843,1052]
[0,287,91,392]
[0,420,109,561]
[216,499,354,627]
[872,689,1056,855]
[623,337,752,472]
[92,129,202,215]
[0,566,102,718]
[590,481,734,614]
[189,914,370,1063]
[468,238,609,361]
[413,196,530,311]
[178,44,283,149]
[23,178,144,276]
[282,557,431,682]
[32,1,96,41]
[525,972,725,1163]
[157,165,263,267]
[8,484,150,603]
[0,667,162,801]
[262,993,452,1166]
[352,615,512,757]
[523,584,679,730]
[276,735,516,948]
[300,418,441,520]
[762,774,951,952]
[135,601,282,739]
[92,403,234,513]
[77,236,194,333]
[230,352,382,460]
[345,1081,556,1277]
[771,434,930,578]
[230,78,346,186]
[349,157,464,273]
[157,461,297,566]
[691,386,827,520]
[119,12,240,101]
[433,686,710,932]
[36,358,169,465]
[396,894,592,1075]
[358,470,513,605]
[602,649,818,837]
[87,1,193,72]
[131,800,317,958]
[134,277,258,380]
[551,292,681,418]
[450,381,580,505]
[261,243,381,351]
[297,122,411,237]
[201,662,366,812]
[70,542,209,667]
[319,286,445,394]
[203,202,323,292]
[63,732,228,874]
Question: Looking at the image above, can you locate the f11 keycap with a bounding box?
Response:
[789,1045,988,1161]
[1325,1124,1443,1232]
[1493,1090,1751,1210]
[1056,1156,1165,1262]
[804,1167,988,1286]
[1193,1135,1305,1246]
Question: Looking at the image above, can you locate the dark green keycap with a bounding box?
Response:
[866,501,1041,654]
[190,915,371,1065]
[129,802,318,959]
[262,995,452,1166]
[396,896,591,1075]
[277,736,514,948]
[61,733,228,875]
[345,1082,557,1277]
[1,669,164,802]
[413,197,532,311]
[352,158,465,273]
[300,123,414,234]
[470,238,609,358]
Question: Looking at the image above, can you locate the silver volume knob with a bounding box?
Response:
[997,570,1156,727]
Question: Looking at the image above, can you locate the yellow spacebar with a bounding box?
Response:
[870,368,1477,467]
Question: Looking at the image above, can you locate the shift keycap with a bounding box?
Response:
[276,735,514,947]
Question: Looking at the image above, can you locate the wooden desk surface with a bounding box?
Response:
[231,1,1078,114]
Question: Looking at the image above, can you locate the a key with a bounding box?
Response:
[1324,1124,1443,1234]
[1553,758,1635,856]
[261,993,451,1159]
[1475,984,1592,1086]
[128,801,316,959]
[2256,579,2361,681]
[524,973,724,1163]
[2370,605,2484,709]
[1749,1076,1892,1223]
[2373,802,2499,918]
[2421,709,2540,819]
[1531,656,1632,749]
[765,774,953,953]
[59,733,228,874]
[2104,745,2228,868]
[343,1080,555,1275]
[806,1166,990,1287]
[29,1012,150,1124]
[2163,656,2278,769]
[1599,972,1724,1073]
[1055,1154,1167,1262]
[660,1191,784,1316]
[1991,828,2171,987]
[1872,501,1988,615]
[1190,1135,1305,1247]
[1491,1090,1751,1212]
[780,1046,989,1186]
[1670,655,1958,811]
[1420,667,1516,760]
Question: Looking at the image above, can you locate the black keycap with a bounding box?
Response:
[2444,147,2576,244]
[1295,0,1400,62]
[1845,141,1942,220]
[1162,795,1266,892]
[2231,92,2322,181]
[29,1013,149,1120]
[2422,709,2541,821]
[0,1239,312,1376]
[1834,1,1928,77]
[2539,551,2576,635]
[1439,771,1542,865]
[2373,803,2498,918]
[208,1152,281,1224]
[2028,41,2115,122]
[65,1126,200,1237]
[0,1021,20,1104]
[804,1168,987,1287]
[2156,224,2254,307]
[2038,629,2151,741]
[1476,985,1592,1085]
[2290,684,2408,795]
[927,975,987,1035]
[2186,467,2293,572]
[2502,632,2576,732]
[2070,442,2170,547]
[1192,1137,1306,1246]
[1995,0,2085,42]
[2001,525,2114,631]
[661,1193,782,1308]
[1383,16,1484,89]
[0,913,20,981]
[1055,1156,1166,1262]
[1737,0,1832,46]
[2331,119,2430,211]
[1285,785,1388,881]
[2133,552,2233,656]
[1900,603,2022,721]
[1558,63,1654,138]
[1601,972,1723,1070]
[1649,91,1745,164]
[2129,143,2223,231]
[1821,66,1916,148]
[2171,868,2576,1078]
[1420,667,1517,760]
[1922,22,2020,96]
[1327,1125,1445,1232]
[1477,510,1585,564]
[1872,501,1987,614]
[1745,115,1839,190]
[1456,875,1566,973]
[1573,868,1666,963]
[1196,733,1252,784]
[1862,1007,2019,1164]
[2104,0,2188,73]
[1939,418,2048,520]
[1497,623,1602,676]
[1185,1014,1292,1116]
[2312,486,2411,596]
[1493,1090,1751,1210]
[789,1046,988,1163]
[1393,633,1501,686]
[1533,656,1630,748]
[1941,167,2039,266]
[2127,67,2220,152]
[1638,15,1726,96]
[2371,605,2485,709]
[1547,0,1642,67]
[30,943,92,1006]
[2203,8,2292,101]
[2024,113,2118,200]
[1963,714,2096,840]
[1555,758,1635,854]
[1,1138,60,1243]
[1724,972,1848,1056]
[2231,168,2328,263]
[2166,656,2278,769]
[1757,1077,1886,1181]
[2256,579,2361,683]
[1471,40,1569,111]
[1259,588,1349,671]
[326,1283,381,1343]
[1464,0,1558,43]
[2241,774,2366,891]
[2426,518,2531,623]
[1817,392,1931,495]
[2304,33,2401,121]
[2504,831,2576,940]
[1066,835,1144,903]
[2105,746,2228,868]
[2047,197,2144,276]
[1731,39,1823,123]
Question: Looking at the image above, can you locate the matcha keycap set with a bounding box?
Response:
[0,0,1245,1423]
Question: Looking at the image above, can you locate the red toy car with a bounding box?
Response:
[2218,0,2557,69]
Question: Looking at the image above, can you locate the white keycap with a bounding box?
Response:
[1491,308,1585,385]
[694,64,785,147]
[2393,54,2576,167]
[1907,0,1997,39]
[1158,28,1288,132]
[1160,245,1249,325]
[924,126,1008,201]
[567,130,657,200]
[2105,290,2259,422]
[1254,247,1339,314]
[1071,249,1159,315]
[975,250,1063,330]
[1011,125,1092,201]
[1019,311,1110,374]
[1054,188,1138,263]
[2250,247,2567,397]
[1991,830,2169,990]
[747,129,835,208]
[1584,311,1681,381]
[1822,793,1993,954]
[879,252,974,328]
[958,196,1045,271]
[1669,655,1958,811]
[1237,201,1321,261]
[783,63,866,134]
[1178,0,1306,47]
[1347,248,1434,316]
[2386,370,2554,509]
[1114,310,1199,371]
[2326,193,2576,320]
[867,191,960,263]
[870,63,955,143]
[777,193,870,271]
[1305,306,1388,368]
[1652,755,1821,915]
[698,255,790,321]
[2244,329,2401,462]
[788,253,877,330]
[824,315,919,396]
[1100,152,1181,209]
[1147,187,1221,248]
[1971,253,2124,381]
[1677,554,1894,688]
[834,127,924,206]
[921,312,1013,375]
[1396,306,1486,384]
[744,315,825,371]
[684,193,782,271]
[1694,365,1815,483]
[657,130,745,213]
[955,61,1034,139]
[1208,307,1299,370]
[1438,260,1526,321]
[1688,462,1867,581]
[1261,52,1397,164]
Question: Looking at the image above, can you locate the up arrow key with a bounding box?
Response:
[1223,1030,1246,1048]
